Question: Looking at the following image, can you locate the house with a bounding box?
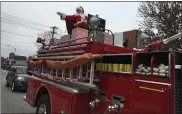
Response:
[114,29,151,49]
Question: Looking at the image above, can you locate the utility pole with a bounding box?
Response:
[50,26,58,39]
[49,26,58,46]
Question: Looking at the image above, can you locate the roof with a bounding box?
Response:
[14,55,27,61]
[123,29,137,33]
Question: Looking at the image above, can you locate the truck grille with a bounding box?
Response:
[174,73,181,114]
[174,52,182,114]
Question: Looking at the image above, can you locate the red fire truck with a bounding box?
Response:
[24,14,182,114]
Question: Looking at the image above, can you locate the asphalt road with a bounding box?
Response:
[0,69,36,113]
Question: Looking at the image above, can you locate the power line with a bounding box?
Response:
[1,14,65,39]
[1,12,63,34]
[1,16,45,28]
[1,18,48,32]
[1,30,36,38]
[1,15,46,29]
[1,12,62,32]
[1,12,50,28]
[1,16,49,30]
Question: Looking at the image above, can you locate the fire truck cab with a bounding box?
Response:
[24,14,182,114]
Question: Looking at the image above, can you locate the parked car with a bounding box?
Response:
[5,66,28,92]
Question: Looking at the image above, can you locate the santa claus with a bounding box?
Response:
[57,6,88,34]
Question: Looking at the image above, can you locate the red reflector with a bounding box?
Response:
[36,37,41,43]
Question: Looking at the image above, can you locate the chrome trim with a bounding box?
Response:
[56,69,58,77]
[90,60,95,84]
[110,95,125,113]
[38,44,87,53]
[175,65,181,69]
[38,50,85,57]
[89,98,101,109]
[168,53,171,78]
[50,68,53,76]
[73,82,97,88]
[79,66,83,78]
[135,79,171,86]
[131,53,134,73]
[27,75,86,93]
[85,78,100,82]
[69,68,73,79]
[62,69,65,78]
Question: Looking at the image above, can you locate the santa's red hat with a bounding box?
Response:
[76,6,84,13]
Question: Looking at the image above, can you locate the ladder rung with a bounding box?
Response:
[38,50,85,57]
[38,44,87,53]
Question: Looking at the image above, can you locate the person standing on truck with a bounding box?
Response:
[57,6,88,34]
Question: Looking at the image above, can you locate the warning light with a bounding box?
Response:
[36,37,42,43]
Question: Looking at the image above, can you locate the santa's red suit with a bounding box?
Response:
[60,6,88,28]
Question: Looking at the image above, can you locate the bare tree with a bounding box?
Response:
[37,31,52,44]
[138,2,182,50]
[34,29,64,49]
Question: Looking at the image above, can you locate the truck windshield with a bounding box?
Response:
[16,67,27,74]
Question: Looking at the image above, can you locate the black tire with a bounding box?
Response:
[5,80,9,87]
[11,81,16,92]
[36,94,51,114]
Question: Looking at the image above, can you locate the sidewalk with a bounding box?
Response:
[0,69,8,76]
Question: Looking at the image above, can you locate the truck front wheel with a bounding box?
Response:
[36,94,51,114]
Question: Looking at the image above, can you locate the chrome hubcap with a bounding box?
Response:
[38,103,47,114]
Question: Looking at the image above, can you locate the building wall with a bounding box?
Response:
[113,29,151,49]
[122,30,151,49]
[123,30,137,49]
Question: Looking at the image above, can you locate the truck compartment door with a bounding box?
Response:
[133,79,171,114]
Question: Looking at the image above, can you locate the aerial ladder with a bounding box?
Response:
[142,32,182,52]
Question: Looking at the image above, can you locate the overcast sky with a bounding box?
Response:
[1,2,139,58]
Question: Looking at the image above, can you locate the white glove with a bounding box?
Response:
[57,12,66,20]
[57,12,62,15]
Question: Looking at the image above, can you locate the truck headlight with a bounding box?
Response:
[17,77,24,81]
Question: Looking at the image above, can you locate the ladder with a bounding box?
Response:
[28,57,97,88]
